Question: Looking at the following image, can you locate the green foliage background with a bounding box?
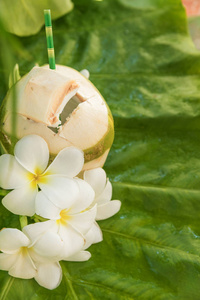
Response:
[0,0,73,36]
[1,0,200,299]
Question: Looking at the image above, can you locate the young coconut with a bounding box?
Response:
[0,65,114,171]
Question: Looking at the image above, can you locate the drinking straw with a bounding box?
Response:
[44,9,56,69]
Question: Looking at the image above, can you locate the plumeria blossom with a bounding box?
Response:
[84,168,121,220]
[0,228,63,289]
[24,178,98,258]
[24,219,103,265]
[65,222,103,262]
[0,135,84,216]
[0,215,103,290]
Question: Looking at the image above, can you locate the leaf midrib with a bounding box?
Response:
[114,181,200,194]
[102,228,200,260]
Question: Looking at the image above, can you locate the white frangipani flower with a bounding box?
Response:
[65,221,103,262]
[83,221,103,250]
[0,228,63,290]
[84,168,121,220]
[23,178,97,259]
[0,135,84,216]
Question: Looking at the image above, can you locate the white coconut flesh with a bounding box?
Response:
[2,65,112,162]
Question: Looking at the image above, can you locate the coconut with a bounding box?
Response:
[0,65,114,171]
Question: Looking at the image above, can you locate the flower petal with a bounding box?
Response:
[58,224,84,258]
[9,250,37,279]
[2,185,38,216]
[34,262,62,290]
[0,228,30,253]
[0,154,30,189]
[69,178,95,214]
[44,147,84,177]
[14,135,49,175]
[35,191,61,220]
[84,168,107,197]
[0,253,18,270]
[96,200,121,220]
[95,180,112,205]
[65,251,91,262]
[33,231,64,260]
[84,222,103,250]
[23,220,56,245]
[39,176,79,209]
[68,205,97,235]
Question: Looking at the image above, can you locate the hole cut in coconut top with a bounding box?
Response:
[49,95,82,133]
[60,95,82,126]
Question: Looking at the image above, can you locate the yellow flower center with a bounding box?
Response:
[28,168,49,189]
[57,209,71,225]
[20,246,28,255]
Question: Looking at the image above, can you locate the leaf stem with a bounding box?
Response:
[0,189,8,196]
[19,216,28,229]
[31,214,48,223]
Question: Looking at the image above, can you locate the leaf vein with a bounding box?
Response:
[70,278,134,299]
[102,228,200,259]
[62,264,79,300]
[0,277,15,300]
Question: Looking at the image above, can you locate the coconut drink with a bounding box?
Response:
[0,65,114,171]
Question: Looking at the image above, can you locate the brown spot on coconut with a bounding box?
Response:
[0,65,114,171]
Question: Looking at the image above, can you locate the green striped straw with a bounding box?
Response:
[44,9,56,69]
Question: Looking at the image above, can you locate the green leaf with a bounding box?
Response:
[0,0,74,37]
[1,0,200,299]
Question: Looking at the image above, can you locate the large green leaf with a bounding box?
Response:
[0,0,73,36]
[1,0,200,299]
